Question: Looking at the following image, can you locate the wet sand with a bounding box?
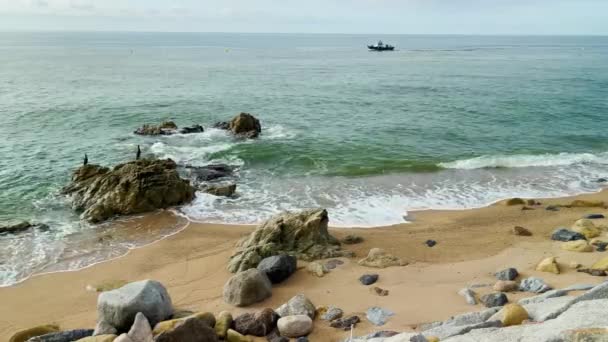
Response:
[1,190,608,341]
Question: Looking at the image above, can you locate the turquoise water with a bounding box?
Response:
[1,32,608,285]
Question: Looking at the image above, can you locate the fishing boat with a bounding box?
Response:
[368,40,395,51]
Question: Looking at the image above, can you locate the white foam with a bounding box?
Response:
[440,152,608,170]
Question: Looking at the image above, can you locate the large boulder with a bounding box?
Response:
[257,255,297,284]
[63,159,195,223]
[227,209,349,273]
[97,280,173,332]
[134,121,178,136]
[229,113,261,138]
[223,269,272,307]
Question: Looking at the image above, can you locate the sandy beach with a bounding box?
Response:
[2,190,608,341]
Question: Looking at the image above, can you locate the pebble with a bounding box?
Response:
[546,205,560,211]
[325,259,344,270]
[425,240,437,247]
[585,214,605,219]
[371,286,389,296]
[458,288,477,305]
[495,268,519,281]
[577,268,607,277]
[551,228,586,242]
[512,226,532,236]
[359,274,379,285]
[330,316,360,330]
[480,293,508,308]
[321,307,344,321]
[493,280,519,292]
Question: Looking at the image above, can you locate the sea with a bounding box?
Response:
[1,32,607,286]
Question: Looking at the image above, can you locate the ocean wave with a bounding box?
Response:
[439,152,608,170]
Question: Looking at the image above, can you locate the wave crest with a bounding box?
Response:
[439,152,608,170]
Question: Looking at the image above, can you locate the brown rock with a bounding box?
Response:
[233,308,279,337]
[493,280,519,292]
[229,113,261,138]
[371,286,389,296]
[505,198,526,206]
[512,226,532,236]
[155,317,218,342]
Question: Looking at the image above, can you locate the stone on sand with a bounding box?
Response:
[358,248,406,268]
[591,256,608,271]
[97,280,173,332]
[306,261,328,277]
[501,304,528,327]
[536,257,560,274]
[458,288,477,305]
[512,226,532,236]
[215,311,233,339]
[572,219,601,239]
[154,316,218,342]
[480,293,508,308]
[223,269,272,307]
[551,228,586,242]
[9,325,60,342]
[495,268,519,281]
[127,312,153,342]
[519,277,553,293]
[257,255,297,284]
[561,240,593,253]
[276,294,316,319]
[493,280,519,292]
[277,315,313,338]
[228,209,349,273]
[233,308,278,337]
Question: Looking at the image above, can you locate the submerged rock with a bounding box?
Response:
[358,248,406,268]
[0,221,49,235]
[134,121,177,136]
[228,209,349,273]
[184,164,235,183]
[200,183,237,197]
[229,113,262,138]
[63,159,195,223]
[97,280,173,332]
[178,125,204,134]
[223,268,272,307]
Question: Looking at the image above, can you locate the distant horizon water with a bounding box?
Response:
[1,32,607,286]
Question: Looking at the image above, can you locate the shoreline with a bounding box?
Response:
[2,189,608,340]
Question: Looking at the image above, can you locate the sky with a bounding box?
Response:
[0,0,607,35]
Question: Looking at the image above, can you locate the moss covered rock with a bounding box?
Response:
[228,209,350,273]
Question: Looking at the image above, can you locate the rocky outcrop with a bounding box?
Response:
[63,159,195,223]
[97,280,173,332]
[227,209,349,273]
[134,121,178,136]
[229,113,262,138]
[223,269,272,307]
[0,221,49,235]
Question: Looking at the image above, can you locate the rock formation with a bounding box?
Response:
[63,159,195,223]
[227,209,349,273]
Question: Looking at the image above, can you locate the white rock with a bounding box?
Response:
[127,312,153,342]
[277,314,313,338]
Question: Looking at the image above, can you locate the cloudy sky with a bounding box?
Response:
[0,0,606,34]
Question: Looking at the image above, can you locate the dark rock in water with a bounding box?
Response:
[185,164,234,182]
[0,221,49,235]
[229,112,262,138]
[546,205,560,211]
[201,183,237,197]
[359,274,379,286]
[578,268,607,277]
[257,255,297,284]
[495,268,519,281]
[228,209,350,273]
[325,259,344,270]
[134,121,178,136]
[233,308,279,337]
[480,293,508,307]
[330,315,360,330]
[179,124,204,134]
[155,316,218,342]
[425,239,437,247]
[585,214,605,219]
[596,178,607,183]
[62,159,195,223]
[341,234,364,244]
[551,228,586,242]
[27,329,94,341]
[213,121,230,130]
